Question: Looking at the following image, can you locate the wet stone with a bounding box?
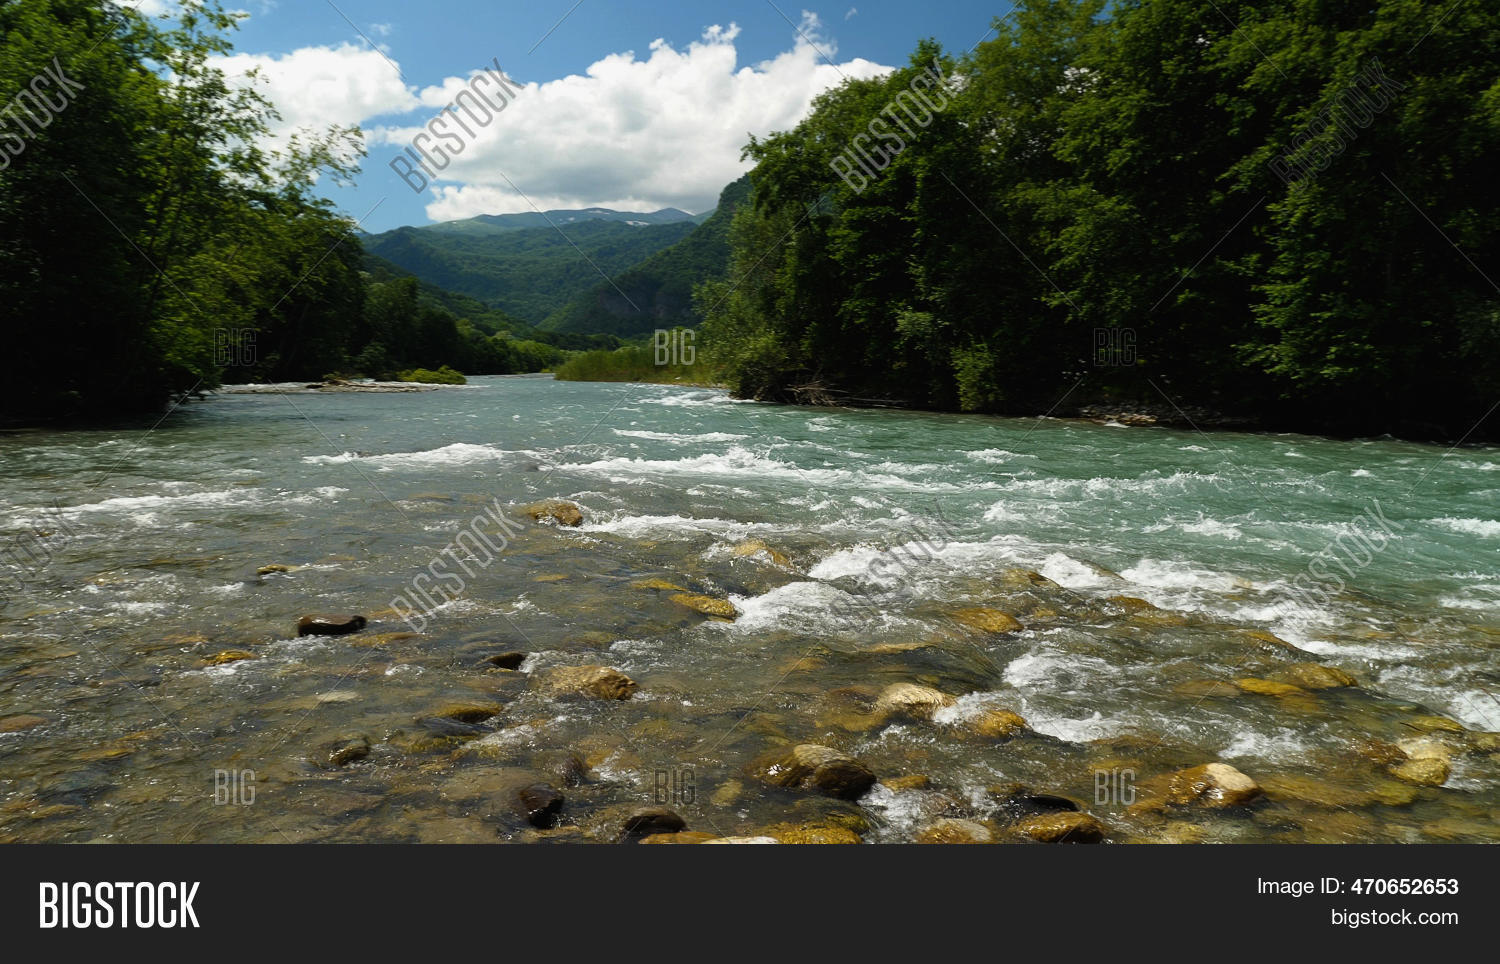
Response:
[327,737,371,767]
[620,807,686,840]
[297,614,368,637]
[516,784,565,828]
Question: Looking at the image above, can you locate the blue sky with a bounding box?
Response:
[195,0,1010,232]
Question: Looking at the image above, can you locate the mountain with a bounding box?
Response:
[422,207,697,237]
[539,176,752,337]
[362,213,698,324]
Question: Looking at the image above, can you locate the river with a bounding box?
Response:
[1,375,1496,842]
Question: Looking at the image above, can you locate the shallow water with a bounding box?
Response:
[1,376,1496,843]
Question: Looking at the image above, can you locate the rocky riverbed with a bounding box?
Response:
[1,378,1496,843]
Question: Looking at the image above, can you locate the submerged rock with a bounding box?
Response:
[1275,663,1358,690]
[1259,773,1418,809]
[1405,714,1465,734]
[730,539,792,567]
[1234,678,1309,698]
[483,651,528,670]
[669,593,739,619]
[351,631,422,648]
[1387,741,1452,787]
[428,701,503,724]
[875,683,954,721]
[1174,680,1241,700]
[1014,812,1107,843]
[297,614,367,637]
[1106,595,1157,612]
[763,823,862,844]
[620,807,686,840]
[523,500,584,527]
[752,744,877,801]
[535,665,638,701]
[533,750,591,787]
[204,650,257,666]
[999,568,1062,589]
[916,819,993,844]
[1389,758,1449,786]
[516,784,565,828]
[327,737,371,767]
[952,607,1024,634]
[988,784,1084,819]
[1160,763,1262,809]
[966,708,1030,739]
[631,578,686,592]
[640,831,719,844]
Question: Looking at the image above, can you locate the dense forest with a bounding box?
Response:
[698,0,1500,439]
[0,0,577,418]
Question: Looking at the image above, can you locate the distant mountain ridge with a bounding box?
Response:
[423,207,700,237]
[363,213,699,325]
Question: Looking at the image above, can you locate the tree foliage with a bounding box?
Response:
[700,0,1500,437]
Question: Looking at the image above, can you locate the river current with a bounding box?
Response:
[1,376,1496,842]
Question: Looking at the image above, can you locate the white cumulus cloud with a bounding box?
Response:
[213,12,891,219]
[212,42,417,149]
[385,14,892,218]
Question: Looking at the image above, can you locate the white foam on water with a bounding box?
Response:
[859,783,930,837]
[932,691,1023,727]
[1179,517,1243,539]
[645,391,732,408]
[110,601,169,615]
[1296,637,1421,660]
[1429,517,1500,538]
[809,535,1048,589]
[1020,702,1122,742]
[1438,594,1497,611]
[982,501,1045,524]
[556,445,1001,493]
[1004,648,1111,690]
[468,723,543,751]
[808,544,894,583]
[1374,666,1500,731]
[613,430,748,443]
[996,470,1225,500]
[302,442,510,469]
[714,581,916,635]
[1118,557,1247,594]
[37,488,261,523]
[967,448,1036,464]
[1448,690,1500,731]
[1038,552,1117,589]
[579,513,776,541]
[1221,727,1314,764]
